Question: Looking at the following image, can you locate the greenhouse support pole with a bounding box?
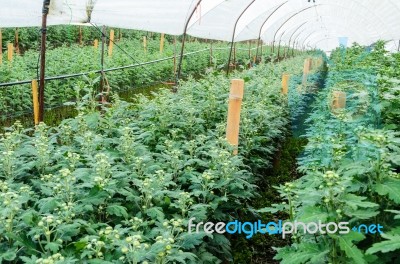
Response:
[277,40,281,58]
[100,26,106,102]
[173,36,177,76]
[227,0,256,75]
[398,40,400,51]
[176,0,203,86]
[39,0,51,122]
[0,28,2,65]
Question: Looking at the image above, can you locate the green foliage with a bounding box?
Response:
[0,31,259,119]
[0,56,309,262]
[261,43,400,264]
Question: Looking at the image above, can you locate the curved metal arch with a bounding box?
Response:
[227,0,257,74]
[254,1,288,62]
[284,21,308,56]
[284,12,382,51]
[266,1,390,52]
[273,0,389,43]
[176,0,203,84]
[271,5,318,53]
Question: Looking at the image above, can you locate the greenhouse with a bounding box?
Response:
[1,0,400,263]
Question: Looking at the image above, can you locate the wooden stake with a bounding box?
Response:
[332,91,346,110]
[226,79,245,155]
[7,43,13,62]
[31,80,40,125]
[308,58,313,71]
[15,28,20,54]
[160,33,165,53]
[282,73,290,95]
[0,28,2,65]
[108,30,115,57]
[94,39,98,49]
[143,36,147,53]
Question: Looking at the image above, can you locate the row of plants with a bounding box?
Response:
[0,26,170,52]
[0,37,260,118]
[265,43,400,263]
[0,55,309,263]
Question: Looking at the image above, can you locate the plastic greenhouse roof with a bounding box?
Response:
[1,0,400,52]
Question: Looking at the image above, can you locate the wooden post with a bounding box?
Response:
[108,30,115,57]
[0,28,2,65]
[31,80,40,125]
[143,36,147,53]
[7,43,13,62]
[226,79,245,155]
[160,33,165,53]
[94,39,98,49]
[118,29,122,41]
[282,73,290,95]
[15,28,20,54]
[332,91,346,110]
[79,26,83,45]
[308,58,313,71]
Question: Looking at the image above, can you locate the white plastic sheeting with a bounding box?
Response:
[1,0,400,51]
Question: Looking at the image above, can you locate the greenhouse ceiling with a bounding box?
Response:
[1,0,400,52]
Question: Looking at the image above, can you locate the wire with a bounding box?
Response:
[88,22,153,79]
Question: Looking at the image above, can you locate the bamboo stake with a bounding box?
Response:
[226,79,245,155]
[31,80,40,125]
[0,28,2,65]
[94,39,98,49]
[282,73,290,95]
[108,30,115,57]
[160,33,165,53]
[7,43,13,62]
[143,36,147,53]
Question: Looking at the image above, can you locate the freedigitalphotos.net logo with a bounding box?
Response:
[188,218,383,239]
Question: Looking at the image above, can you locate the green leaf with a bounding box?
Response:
[38,198,58,213]
[343,194,379,209]
[375,179,400,203]
[45,242,61,253]
[1,250,17,261]
[274,243,329,264]
[366,234,400,255]
[297,206,328,223]
[338,232,366,264]
[106,204,128,219]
